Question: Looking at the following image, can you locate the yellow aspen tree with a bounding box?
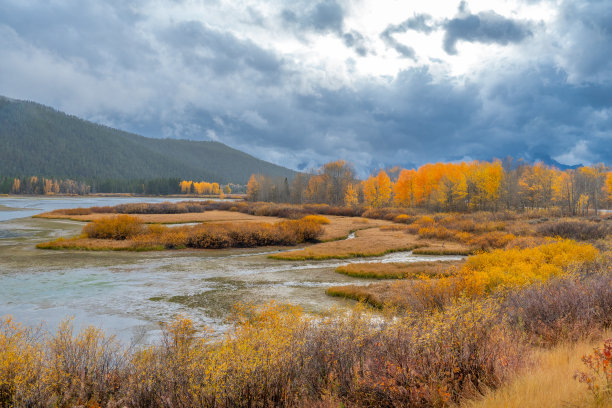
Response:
[393,169,416,207]
[43,179,53,194]
[11,178,20,194]
[344,183,359,207]
[606,172,612,204]
[363,170,392,208]
[179,180,192,194]
[246,174,260,201]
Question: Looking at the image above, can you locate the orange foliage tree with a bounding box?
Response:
[363,170,392,208]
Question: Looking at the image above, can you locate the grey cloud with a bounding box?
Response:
[159,21,283,78]
[554,0,612,82]
[379,14,435,59]
[342,30,368,56]
[281,0,344,34]
[384,14,436,36]
[443,9,532,54]
[0,0,154,72]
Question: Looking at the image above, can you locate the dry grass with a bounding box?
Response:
[326,278,460,311]
[318,216,390,241]
[36,237,154,251]
[270,228,422,260]
[464,332,612,408]
[335,260,463,279]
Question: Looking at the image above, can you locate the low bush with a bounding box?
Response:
[574,337,612,404]
[467,231,516,250]
[537,219,611,241]
[83,215,144,240]
[134,217,323,249]
[300,214,330,224]
[503,273,612,346]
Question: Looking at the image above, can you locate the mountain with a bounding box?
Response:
[0,96,296,184]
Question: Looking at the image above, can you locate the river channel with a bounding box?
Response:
[0,196,461,344]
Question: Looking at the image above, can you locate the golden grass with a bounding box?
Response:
[464,332,612,408]
[36,237,160,251]
[271,227,473,260]
[318,216,391,241]
[270,227,427,260]
[325,284,385,307]
[335,260,463,279]
[326,278,459,310]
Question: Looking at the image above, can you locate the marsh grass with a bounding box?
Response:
[270,227,473,260]
[335,260,463,279]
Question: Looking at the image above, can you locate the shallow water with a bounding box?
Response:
[0,196,462,344]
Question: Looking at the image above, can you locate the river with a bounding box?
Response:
[0,196,461,344]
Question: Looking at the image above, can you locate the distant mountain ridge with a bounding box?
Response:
[0,96,296,184]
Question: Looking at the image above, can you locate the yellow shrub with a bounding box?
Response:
[300,215,331,225]
[393,214,414,224]
[83,215,143,240]
[0,317,44,407]
[416,215,435,225]
[418,226,455,240]
[458,239,598,296]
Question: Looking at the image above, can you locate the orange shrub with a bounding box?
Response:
[83,215,143,240]
[418,226,455,240]
[467,231,516,250]
[300,215,330,224]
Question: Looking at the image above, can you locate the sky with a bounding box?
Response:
[1,0,611,175]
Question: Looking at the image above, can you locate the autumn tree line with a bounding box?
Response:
[179,180,235,196]
[0,176,185,195]
[247,159,612,215]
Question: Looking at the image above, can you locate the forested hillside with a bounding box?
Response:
[0,96,295,184]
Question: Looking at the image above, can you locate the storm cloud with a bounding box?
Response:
[442,6,533,55]
[0,0,610,175]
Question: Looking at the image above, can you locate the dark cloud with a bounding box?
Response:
[443,7,532,54]
[554,0,612,82]
[159,21,283,78]
[380,32,415,59]
[281,0,344,34]
[384,14,436,36]
[0,0,153,72]
[342,30,368,56]
[380,14,436,59]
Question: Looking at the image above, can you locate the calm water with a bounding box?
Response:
[0,196,461,344]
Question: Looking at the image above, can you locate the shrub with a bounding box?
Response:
[467,231,516,250]
[503,273,612,346]
[393,214,415,224]
[418,225,455,240]
[458,239,598,296]
[537,219,611,241]
[574,338,612,404]
[300,214,330,224]
[83,215,144,240]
